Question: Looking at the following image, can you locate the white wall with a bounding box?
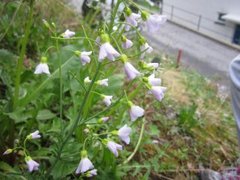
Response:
[162,0,240,43]
[70,0,84,13]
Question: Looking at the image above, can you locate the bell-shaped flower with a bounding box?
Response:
[76,150,94,174]
[86,169,97,177]
[140,42,153,58]
[62,29,75,38]
[98,34,120,61]
[34,56,50,75]
[106,141,123,157]
[25,156,39,172]
[122,36,133,49]
[98,117,109,123]
[144,14,167,33]
[124,62,141,80]
[34,63,50,75]
[146,63,159,69]
[27,130,41,139]
[80,51,92,65]
[149,86,167,101]
[118,124,132,144]
[125,12,141,31]
[96,78,108,86]
[99,42,120,61]
[84,76,91,84]
[102,95,113,106]
[128,101,145,121]
[148,74,161,86]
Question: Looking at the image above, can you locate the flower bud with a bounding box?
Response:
[3,149,13,155]
[141,11,149,21]
[41,56,48,63]
[120,54,128,63]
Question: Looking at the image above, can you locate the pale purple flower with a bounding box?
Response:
[140,42,153,58]
[97,78,108,86]
[103,95,113,106]
[129,105,145,121]
[101,117,109,122]
[150,86,167,101]
[118,124,132,144]
[145,14,167,33]
[80,51,92,65]
[99,42,120,62]
[148,74,161,86]
[124,62,141,80]
[28,130,41,139]
[125,13,141,31]
[107,141,123,157]
[84,76,91,84]
[62,29,75,38]
[76,157,94,174]
[25,157,39,172]
[86,169,97,177]
[146,63,159,69]
[122,38,133,49]
[34,63,50,75]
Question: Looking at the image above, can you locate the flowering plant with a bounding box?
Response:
[1,0,167,178]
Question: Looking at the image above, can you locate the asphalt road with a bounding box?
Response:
[143,22,240,87]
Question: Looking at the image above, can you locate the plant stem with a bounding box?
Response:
[123,118,145,164]
[55,36,63,128]
[13,0,34,110]
[108,0,122,34]
[46,62,102,176]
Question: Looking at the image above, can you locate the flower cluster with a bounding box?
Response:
[25,1,168,178]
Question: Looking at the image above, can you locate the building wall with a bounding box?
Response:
[162,0,240,43]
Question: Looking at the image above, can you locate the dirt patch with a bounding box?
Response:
[162,69,190,104]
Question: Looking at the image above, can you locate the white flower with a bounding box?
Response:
[25,156,39,172]
[86,169,97,177]
[148,74,161,86]
[129,104,145,121]
[118,124,132,144]
[62,29,75,38]
[146,63,159,69]
[28,130,41,139]
[107,141,123,157]
[84,76,91,84]
[124,62,141,80]
[97,78,108,86]
[76,157,94,174]
[145,14,167,33]
[150,86,167,101]
[80,51,92,65]
[34,63,50,75]
[122,38,133,49]
[125,13,141,31]
[140,42,153,58]
[99,42,120,62]
[101,117,109,122]
[103,95,113,106]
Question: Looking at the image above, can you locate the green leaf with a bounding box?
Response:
[36,109,56,121]
[0,161,17,173]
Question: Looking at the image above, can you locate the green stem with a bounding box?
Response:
[108,0,122,34]
[123,118,145,164]
[55,36,63,126]
[46,62,102,176]
[13,0,34,109]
